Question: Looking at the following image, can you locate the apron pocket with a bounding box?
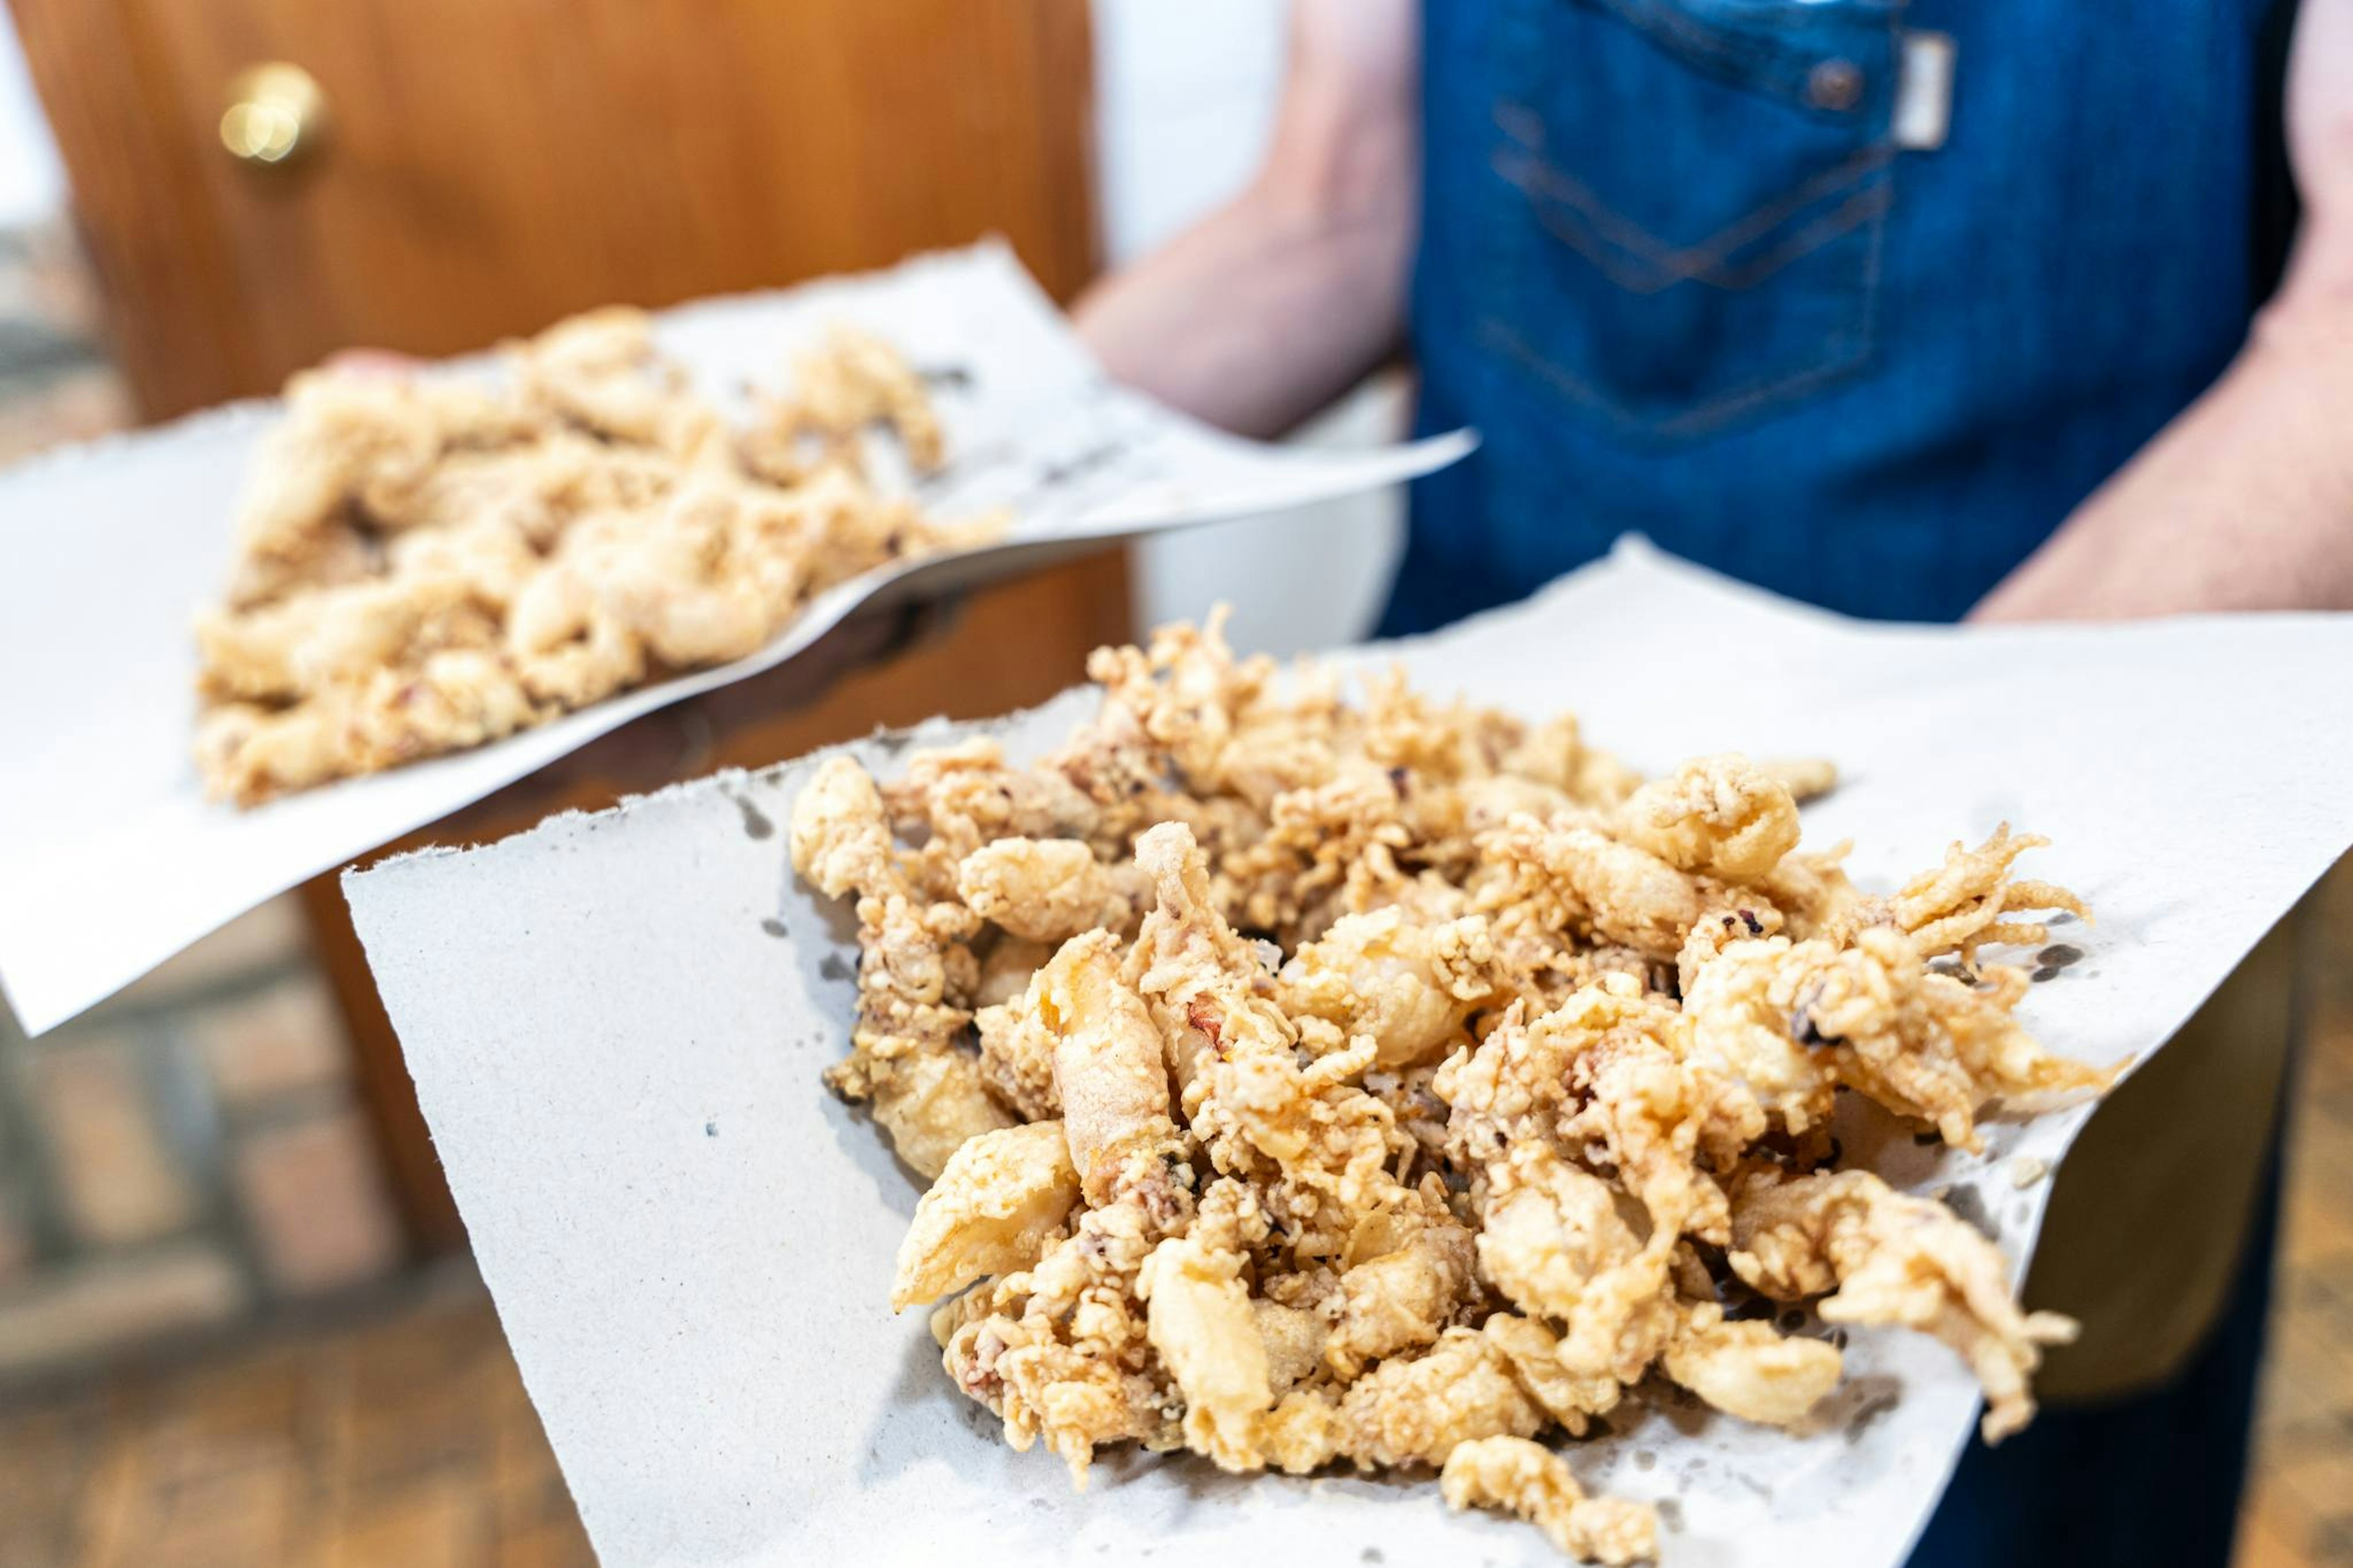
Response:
[1479,0,1903,440]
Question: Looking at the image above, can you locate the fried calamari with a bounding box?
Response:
[789,609,2113,1561]
[197,311,996,805]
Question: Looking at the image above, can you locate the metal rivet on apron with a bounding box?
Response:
[1807,58,1865,110]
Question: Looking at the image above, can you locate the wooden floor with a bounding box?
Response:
[0,1270,590,1568]
[2,864,2349,1568]
[2238,863,2353,1568]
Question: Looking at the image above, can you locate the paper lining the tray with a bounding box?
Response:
[0,241,1469,1034]
[345,540,2353,1568]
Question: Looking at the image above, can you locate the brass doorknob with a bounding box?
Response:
[221,63,326,166]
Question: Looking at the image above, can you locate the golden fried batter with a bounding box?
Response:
[198,310,993,804]
[1441,1436,1658,1566]
[1135,824,1408,1262]
[1324,1180,1478,1377]
[788,755,1009,1178]
[1688,928,2116,1153]
[893,1120,1078,1310]
[1139,1180,1275,1472]
[1338,1323,1547,1467]
[1276,907,1495,1069]
[1661,1303,1844,1428]
[1036,930,1186,1205]
[1619,755,1801,884]
[790,614,2112,1559]
[1472,1143,1675,1387]
[957,838,1146,944]
[1889,824,2093,960]
[1730,1168,2078,1441]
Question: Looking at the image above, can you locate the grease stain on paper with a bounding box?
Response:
[730,791,775,839]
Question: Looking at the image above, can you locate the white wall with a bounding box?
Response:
[1090,0,1408,658]
[0,12,64,227]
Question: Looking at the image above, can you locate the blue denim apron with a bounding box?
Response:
[1389,6,2292,1564]
[1384,0,2275,634]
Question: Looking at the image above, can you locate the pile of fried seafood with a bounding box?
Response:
[789,612,2116,1564]
[195,310,990,805]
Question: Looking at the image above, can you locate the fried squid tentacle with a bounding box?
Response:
[789,754,1010,1178]
[1441,1436,1658,1567]
[1729,1168,2078,1441]
[1888,824,2092,960]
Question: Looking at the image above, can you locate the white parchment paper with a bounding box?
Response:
[0,242,1469,1036]
[344,540,2353,1568]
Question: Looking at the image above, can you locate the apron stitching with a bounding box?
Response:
[1480,312,1873,437]
[1496,131,1891,293]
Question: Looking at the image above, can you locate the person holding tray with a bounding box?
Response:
[1073,2,2349,1564]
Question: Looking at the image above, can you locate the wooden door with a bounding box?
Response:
[11,0,1098,415]
[11,0,1121,1254]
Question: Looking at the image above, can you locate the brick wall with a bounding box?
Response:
[0,900,408,1381]
[0,221,409,1379]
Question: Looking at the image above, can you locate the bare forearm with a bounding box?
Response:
[1074,0,1418,439]
[1977,0,2353,623]
[1074,177,1413,439]
[1972,303,2353,621]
